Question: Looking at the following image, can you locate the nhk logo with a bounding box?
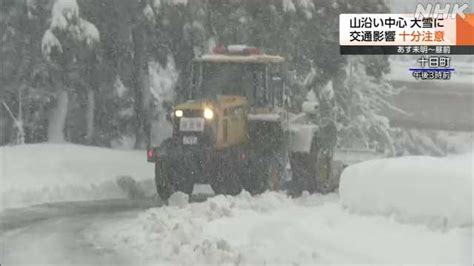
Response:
[414,3,470,19]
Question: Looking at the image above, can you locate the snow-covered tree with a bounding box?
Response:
[1,0,402,152]
[336,57,402,154]
[148,56,179,146]
[42,0,100,59]
[41,0,100,143]
[1,0,53,144]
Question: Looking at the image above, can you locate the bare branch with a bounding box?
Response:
[2,101,18,123]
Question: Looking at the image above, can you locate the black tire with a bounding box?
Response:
[244,155,283,195]
[175,177,194,195]
[155,162,172,201]
[155,162,194,201]
[211,158,242,196]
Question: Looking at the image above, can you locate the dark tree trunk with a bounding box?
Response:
[47,89,68,143]
[85,88,95,143]
[131,22,151,149]
[84,52,99,145]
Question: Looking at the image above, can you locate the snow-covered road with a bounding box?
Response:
[0,198,162,265]
[1,191,471,265]
[2,212,139,265]
[1,145,472,265]
[87,192,471,265]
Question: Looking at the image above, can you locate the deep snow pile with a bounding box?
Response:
[340,153,473,228]
[87,191,472,265]
[0,144,154,210]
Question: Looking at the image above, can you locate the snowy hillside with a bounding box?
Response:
[0,144,154,210]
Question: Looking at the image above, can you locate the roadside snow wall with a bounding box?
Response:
[0,144,154,210]
[339,154,473,228]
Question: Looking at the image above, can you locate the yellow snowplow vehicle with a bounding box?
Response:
[147,45,341,200]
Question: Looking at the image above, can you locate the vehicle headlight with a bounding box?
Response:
[175,109,183,118]
[203,108,214,120]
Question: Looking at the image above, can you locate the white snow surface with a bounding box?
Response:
[87,191,472,265]
[45,0,100,57]
[340,153,473,228]
[80,19,100,46]
[149,57,177,146]
[163,0,188,6]
[247,113,280,122]
[282,0,296,13]
[41,29,63,58]
[439,130,474,154]
[51,0,79,30]
[0,144,153,210]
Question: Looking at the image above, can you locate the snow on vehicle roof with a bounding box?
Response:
[247,113,281,121]
[194,54,285,64]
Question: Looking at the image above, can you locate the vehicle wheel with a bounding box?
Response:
[175,177,194,195]
[244,155,283,195]
[155,162,173,201]
[155,162,194,201]
[211,159,242,196]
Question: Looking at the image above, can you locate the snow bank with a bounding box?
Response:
[0,144,154,210]
[340,154,473,228]
[438,130,474,154]
[87,192,472,264]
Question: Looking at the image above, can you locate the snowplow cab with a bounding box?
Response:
[150,45,290,200]
[175,45,286,150]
